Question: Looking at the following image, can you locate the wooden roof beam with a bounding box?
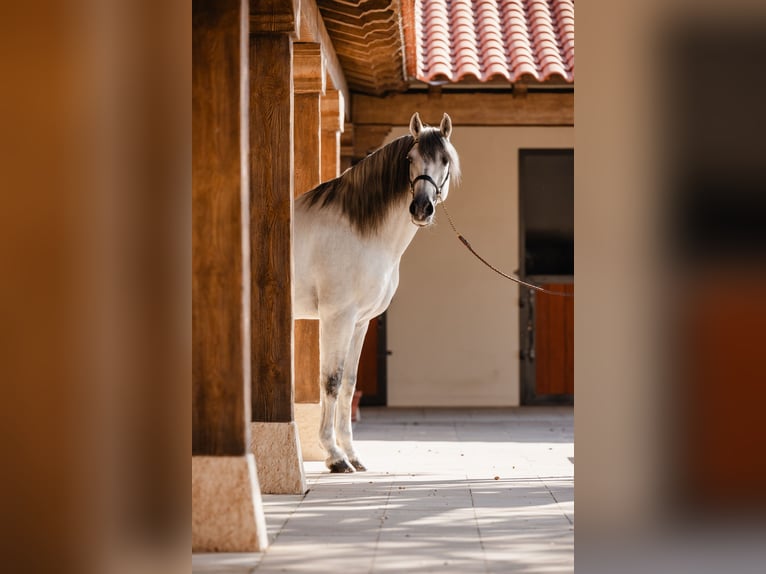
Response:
[352,92,574,127]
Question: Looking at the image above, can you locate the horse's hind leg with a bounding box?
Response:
[335,321,369,471]
[319,313,356,473]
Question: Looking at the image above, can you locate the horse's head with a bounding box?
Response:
[406,112,460,227]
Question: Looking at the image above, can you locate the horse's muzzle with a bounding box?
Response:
[409,198,434,226]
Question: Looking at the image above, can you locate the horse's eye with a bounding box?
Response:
[442,157,449,165]
[407,156,412,163]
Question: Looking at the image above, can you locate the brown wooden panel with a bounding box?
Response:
[357,318,379,397]
[192,0,249,455]
[564,285,574,394]
[683,279,766,507]
[535,284,574,395]
[352,92,574,127]
[249,33,294,423]
[293,92,321,404]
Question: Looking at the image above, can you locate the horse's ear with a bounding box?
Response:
[440,113,452,140]
[409,112,423,138]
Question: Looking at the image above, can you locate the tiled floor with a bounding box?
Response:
[193,407,574,573]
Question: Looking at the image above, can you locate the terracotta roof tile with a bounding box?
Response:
[411,0,574,84]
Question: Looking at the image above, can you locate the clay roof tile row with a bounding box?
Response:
[411,0,574,84]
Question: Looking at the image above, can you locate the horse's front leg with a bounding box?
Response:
[319,313,356,473]
[335,321,369,471]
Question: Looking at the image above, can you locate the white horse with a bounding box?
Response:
[293,112,460,472]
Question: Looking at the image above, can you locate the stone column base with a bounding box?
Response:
[294,402,325,461]
[192,455,268,552]
[250,421,307,494]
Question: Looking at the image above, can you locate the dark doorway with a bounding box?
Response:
[519,149,574,405]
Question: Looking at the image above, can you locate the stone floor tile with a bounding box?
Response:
[193,407,573,574]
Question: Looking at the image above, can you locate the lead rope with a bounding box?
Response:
[439,202,574,297]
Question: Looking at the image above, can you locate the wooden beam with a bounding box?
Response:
[249,33,294,423]
[193,0,250,455]
[353,125,392,159]
[352,91,574,127]
[296,0,350,118]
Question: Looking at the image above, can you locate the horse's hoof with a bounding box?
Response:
[349,459,367,472]
[328,459,355,473]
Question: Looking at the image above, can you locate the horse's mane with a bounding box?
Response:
[301,129,460,236]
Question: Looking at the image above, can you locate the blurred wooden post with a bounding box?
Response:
[248,0,306,494]
[192,0,268,551]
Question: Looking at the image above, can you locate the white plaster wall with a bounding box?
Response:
[386,125,574,407]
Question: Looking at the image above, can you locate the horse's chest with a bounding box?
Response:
[364,262,400,318]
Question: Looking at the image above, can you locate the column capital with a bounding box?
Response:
[250,0,299,35]
[294,42,325,94]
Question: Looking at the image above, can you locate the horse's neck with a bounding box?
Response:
[375,193,419,261]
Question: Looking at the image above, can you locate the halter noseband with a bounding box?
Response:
[407,138,450,198]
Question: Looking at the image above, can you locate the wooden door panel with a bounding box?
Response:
[535,284,574,395]
[357,317,379,397]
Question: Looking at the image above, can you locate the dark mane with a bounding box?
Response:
[302,128,461,235]
[301,134,414,236]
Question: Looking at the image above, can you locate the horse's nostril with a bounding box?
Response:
[409,201,417,216]
[425,202,434,216]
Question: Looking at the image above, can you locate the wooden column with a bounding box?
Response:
[249,0,306,494]
[192,0,267,551]
[321,88,344,181]
[293,43,324,407]
[249,22,295,424]
[193,0,249,456]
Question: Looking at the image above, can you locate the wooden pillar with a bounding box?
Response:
[293,42,323,407]
[292,44,327,462]
[249,0,306,494]
[321,88,344,181]
[292,44,324,461]
[192,0,267,551]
